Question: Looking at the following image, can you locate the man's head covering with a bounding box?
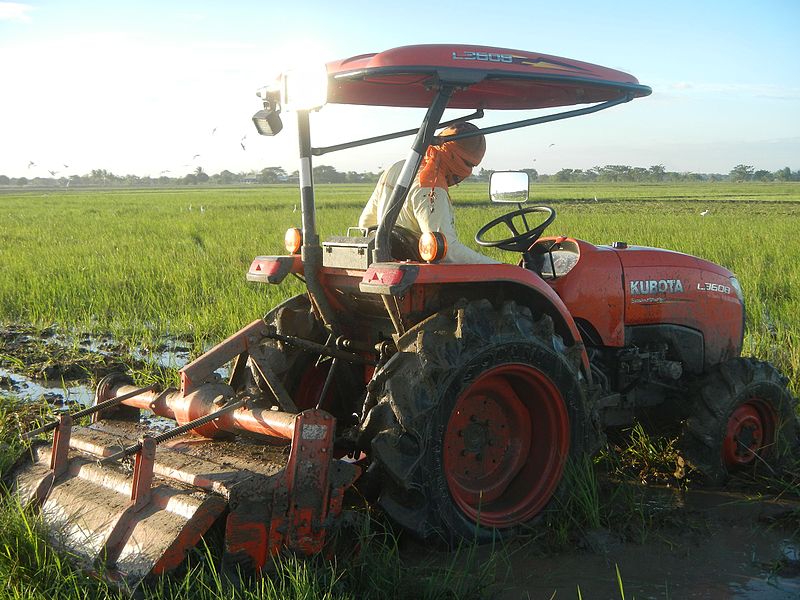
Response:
[418,121,486,189]
[438,121,487,164]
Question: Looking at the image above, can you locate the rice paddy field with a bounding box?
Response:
[2,181,800,386]
[1,181,800,599]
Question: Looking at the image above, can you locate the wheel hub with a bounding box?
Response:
[443,363,570,528]
[722,399,775,468]
[461,419,489,455]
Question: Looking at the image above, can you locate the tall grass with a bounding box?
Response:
[0,496,496,600]
[2,184,799,396]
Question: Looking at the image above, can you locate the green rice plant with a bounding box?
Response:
[0,498,115,599]
[3,183,800,360]
[599,424,688,487]
[542,455,603,547]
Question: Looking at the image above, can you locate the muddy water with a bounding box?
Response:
[496,522,799,599]
[0,366,95,406]
[0,327,219,407]
[404,488,800,599]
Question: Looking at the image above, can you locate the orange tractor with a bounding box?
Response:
[8,44,798,588]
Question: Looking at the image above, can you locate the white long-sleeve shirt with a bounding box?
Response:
[358,161,497,264]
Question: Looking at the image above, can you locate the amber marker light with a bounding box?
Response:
[284,227,303,254]
[419,231,447,262]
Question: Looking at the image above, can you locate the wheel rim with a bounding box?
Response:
[722,398,777,468]
[443,363,570,528]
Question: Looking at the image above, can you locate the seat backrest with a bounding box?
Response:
[389,226,422,262]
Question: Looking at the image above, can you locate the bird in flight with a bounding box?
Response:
[48,170,58,177]
[193,154,201,159]
[211,127,217,135]
[28,160,36,168]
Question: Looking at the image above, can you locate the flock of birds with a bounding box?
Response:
[26,126,252,182]
[25,137,713,221]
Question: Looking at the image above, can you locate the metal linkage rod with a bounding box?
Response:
[263,327,377,365]
[22,384,158,440]
[99,397,248,465]
[311,109,485,156]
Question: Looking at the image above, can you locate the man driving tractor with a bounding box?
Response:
[358,121,498,264]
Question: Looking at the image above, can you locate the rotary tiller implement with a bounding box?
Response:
[9,319,359,589]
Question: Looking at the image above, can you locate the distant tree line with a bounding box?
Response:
[473,164,800,183]
[1,164,797,188]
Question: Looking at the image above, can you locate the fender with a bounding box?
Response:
[361,262,591,379]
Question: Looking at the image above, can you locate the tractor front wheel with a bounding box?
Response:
[366,299,596,545]
[679,358,799,484]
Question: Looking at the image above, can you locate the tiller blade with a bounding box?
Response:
[6,319,360,591]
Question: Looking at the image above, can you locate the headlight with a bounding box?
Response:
[252,107,283,136]
[252,87,283,136]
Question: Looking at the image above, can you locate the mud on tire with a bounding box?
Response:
[365,299,597,545]
[679,357,799,485]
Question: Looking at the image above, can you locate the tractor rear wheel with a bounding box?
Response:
[366,299,596,545]
[679,358,799,484]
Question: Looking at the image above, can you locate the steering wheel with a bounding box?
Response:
[475,206,556,252]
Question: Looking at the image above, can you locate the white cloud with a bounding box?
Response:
[0,2,33,22]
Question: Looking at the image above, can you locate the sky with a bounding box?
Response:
[1,0,798,179]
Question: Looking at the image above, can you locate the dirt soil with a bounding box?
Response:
[403,486,800,599]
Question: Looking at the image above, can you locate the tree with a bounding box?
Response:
[0,175,9,185]
[217,170,236,185]
[553,168,575,182]
[259,167,287,184]
[648,164,666,182]
[774,167,792,182]
[729,164,754,182]
[194,166,209,183]
[89,169,117,184]
[313,165,345,183]
[753,169,773,182]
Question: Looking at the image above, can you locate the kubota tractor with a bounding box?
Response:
[8,44,799,589]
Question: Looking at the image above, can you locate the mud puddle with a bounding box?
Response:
[404,486,800,599]
[0,325,199,405]
[0,325,230,437]
[0,366,95,406]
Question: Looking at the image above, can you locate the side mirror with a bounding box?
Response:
[489,171,529,203]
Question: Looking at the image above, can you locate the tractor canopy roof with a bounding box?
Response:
[326,44,651,110]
